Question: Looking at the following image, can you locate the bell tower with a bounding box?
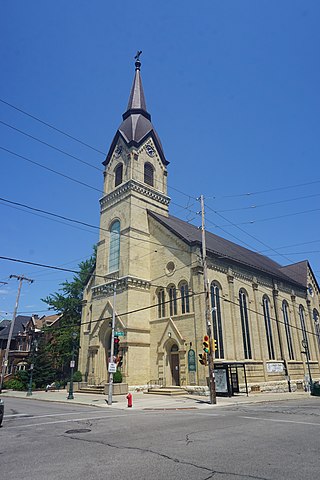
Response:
[85,55,170,385]
[95,54,170,282]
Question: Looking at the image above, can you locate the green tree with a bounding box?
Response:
[41,249,96,382]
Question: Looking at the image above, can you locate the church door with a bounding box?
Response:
[170,344,180,386]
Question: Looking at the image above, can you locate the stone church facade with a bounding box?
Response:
[79,58,320,393]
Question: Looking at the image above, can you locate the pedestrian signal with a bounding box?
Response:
[203,335,210,354]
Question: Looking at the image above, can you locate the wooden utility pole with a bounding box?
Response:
[0,275,33,392]
[199,195,217,405]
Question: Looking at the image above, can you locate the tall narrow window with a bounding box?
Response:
[210,282,224,359]
[263,295,275,360]
[282,301,294,360]
[144,162,154,187]
[180,282,190,314]
[157,289,165,318]
[168,285,177,316]
[115,164,123,187]
[299,305,310,360]
[109,220,120,272]
[239,289,252,359]
[313,309,320,353]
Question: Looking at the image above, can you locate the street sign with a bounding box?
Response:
[70,360,75,368]
[115,331,124,336]
[108,362,117,373]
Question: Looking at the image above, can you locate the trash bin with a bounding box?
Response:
[311,381,320,396]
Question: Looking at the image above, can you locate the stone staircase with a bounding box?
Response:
[145,386,187,396]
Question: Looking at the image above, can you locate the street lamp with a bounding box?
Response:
[67,332,77,400]
[301,339,312,392]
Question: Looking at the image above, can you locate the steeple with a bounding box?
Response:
[125,54,148,115]
[103,54,168,166]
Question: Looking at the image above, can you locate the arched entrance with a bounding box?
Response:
[169,344,180,386]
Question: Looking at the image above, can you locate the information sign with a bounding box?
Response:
[108,362,117,373]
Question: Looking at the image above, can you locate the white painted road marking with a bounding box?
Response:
[4,413,131,429]
[240,415,320,427]
[4,410,102,419]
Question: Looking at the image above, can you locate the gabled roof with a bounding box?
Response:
[104,57,168,167]
[0,315,32,340]
[279,261,308,287]
[148,211,306,288]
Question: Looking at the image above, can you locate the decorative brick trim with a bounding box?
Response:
[92,275,151,297]
[100,179,170,209]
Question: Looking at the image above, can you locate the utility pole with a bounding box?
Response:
[199,195,217,405]
[0,275,33,392]
[108,288,117,405]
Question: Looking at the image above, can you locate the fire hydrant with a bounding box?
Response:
[126,392,133,408]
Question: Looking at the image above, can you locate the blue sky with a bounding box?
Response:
[0,1,319,318]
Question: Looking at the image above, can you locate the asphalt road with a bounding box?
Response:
[1,397,319,480]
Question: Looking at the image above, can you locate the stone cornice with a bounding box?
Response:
[92,275,151,297]
[100,179,170,210]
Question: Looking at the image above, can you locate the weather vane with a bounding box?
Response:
[135,50,142,61]
[134,50,142,70]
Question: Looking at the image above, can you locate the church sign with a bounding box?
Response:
[188,349,196,372]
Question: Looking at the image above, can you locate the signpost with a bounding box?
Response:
[108,362,117,373]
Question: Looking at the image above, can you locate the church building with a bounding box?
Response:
[79,57,320,394]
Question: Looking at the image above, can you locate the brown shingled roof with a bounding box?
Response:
[148,211,306,288]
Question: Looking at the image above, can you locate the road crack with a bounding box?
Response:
[62,434,270,479]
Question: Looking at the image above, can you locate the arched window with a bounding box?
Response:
[157,289,165,318]
[115,164,123,187]
[180,282,190,314]
[263,295,275,360]
[168,285,177,317]
[144,162,154,187]
[109,220,120,273]
[299,305,310,360]
[282,301,294,360]
[210,282,224,359]
[239,289,252,359]
[313,309,320,353]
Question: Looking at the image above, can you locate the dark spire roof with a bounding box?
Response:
[126,57,148,113]
[103,55,168,166]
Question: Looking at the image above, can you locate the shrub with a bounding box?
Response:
[113,370,122,383]
[73,371,82,382]
[4,379,26,391]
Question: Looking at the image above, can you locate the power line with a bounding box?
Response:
[205,202,294,264]
[0,146,102,193]
[0,97,106,155]
[207,179,320,199]
[0,145,198,219]
[0,99,196,201]
[0,120,102,172]
[0,255,196,291]
[0,196,196,255]
[219,207,320,227]
[214,192,320,213]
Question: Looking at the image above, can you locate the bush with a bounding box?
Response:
[113,370,122,383]
[73,371,82,382]
[4,379,26,391]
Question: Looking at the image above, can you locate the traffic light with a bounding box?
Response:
[198,353,207,366]
[114,336,120,356]
[203,335,210,354]
[116,354,123,367]
[212,339,217,352]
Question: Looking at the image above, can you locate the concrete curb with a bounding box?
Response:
[0,389,313,411]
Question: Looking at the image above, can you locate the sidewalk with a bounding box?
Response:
[0,388,312,411]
